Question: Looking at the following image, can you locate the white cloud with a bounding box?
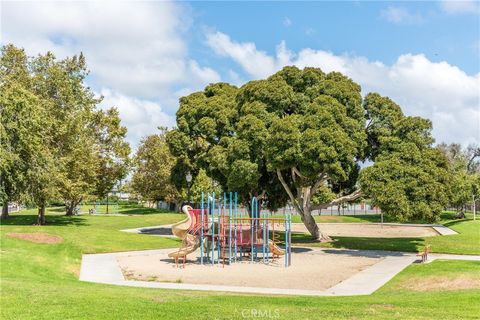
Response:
[98,89,175,150]
[380,6,425,25]
[440,0,480,14]
[206,31,277,78]
[283,17,292,27]
[1,1,220,148]
[205,31,480,146]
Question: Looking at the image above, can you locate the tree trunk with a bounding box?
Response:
[37,205,46,225]
[65,202,74,216]
[1,202,9,220]
[65,200,79,216]
[275,169,363,242]
[297,206,331,242]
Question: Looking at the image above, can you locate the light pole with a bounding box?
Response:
[186,171,193,205]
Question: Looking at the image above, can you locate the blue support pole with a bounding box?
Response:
[250,197,255,262]
[288,214,292,267]
[200,192,204,265]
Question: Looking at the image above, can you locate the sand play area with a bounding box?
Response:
[118,248,382,291]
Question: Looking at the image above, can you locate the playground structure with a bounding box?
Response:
[168,192,292,268]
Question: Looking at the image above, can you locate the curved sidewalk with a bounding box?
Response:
[79,248,479,297]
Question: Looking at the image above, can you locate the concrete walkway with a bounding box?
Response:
[79,248,479,297]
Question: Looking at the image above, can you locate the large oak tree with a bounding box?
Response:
[170,66,451,240]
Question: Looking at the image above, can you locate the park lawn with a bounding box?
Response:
[1,206,479,319]
[380,259,480,293]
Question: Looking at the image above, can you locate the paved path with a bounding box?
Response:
[79,248,479,297]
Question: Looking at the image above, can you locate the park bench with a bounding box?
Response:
[416,245,431,263]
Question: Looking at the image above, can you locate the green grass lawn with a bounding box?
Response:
[1,204,479,319]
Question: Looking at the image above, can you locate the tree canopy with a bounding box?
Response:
[0,44,130,222]
[168,66,452,240]
[131,128,178,204]
[437,143,480,216]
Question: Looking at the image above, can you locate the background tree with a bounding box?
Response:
[0,45,57,224]
[438,143,480,217]
[0,45,31,219]
[360,112,451,222]
[1,44,130,223]
[30,52,103,216]
[0,82,52,221]
[189,169,222,203]
[91,108,131,204]
[131,128,179,205]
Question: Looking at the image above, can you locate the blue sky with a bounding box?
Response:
[189,1,479,75]
[2,1,479,148]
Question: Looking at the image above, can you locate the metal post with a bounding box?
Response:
[229,192,233,265]
[262,210,266,263]
[288,214,292,267]
[473,194,476,221]
[239,195,243,261]
[211,192,215,266]
[217,200,221,265]
[200,192,204,265]
[266,210,269,263]
[234,192,238,262]
[250,197,255,262]
[285,214,288,268]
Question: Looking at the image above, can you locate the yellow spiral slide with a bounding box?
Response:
[168,205,200,259]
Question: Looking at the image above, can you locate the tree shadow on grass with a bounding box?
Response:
[322,248,410,258]
[117,207,176,215]
[442,218,473,228]
[0,214,88,227]
[139,227,173,236]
